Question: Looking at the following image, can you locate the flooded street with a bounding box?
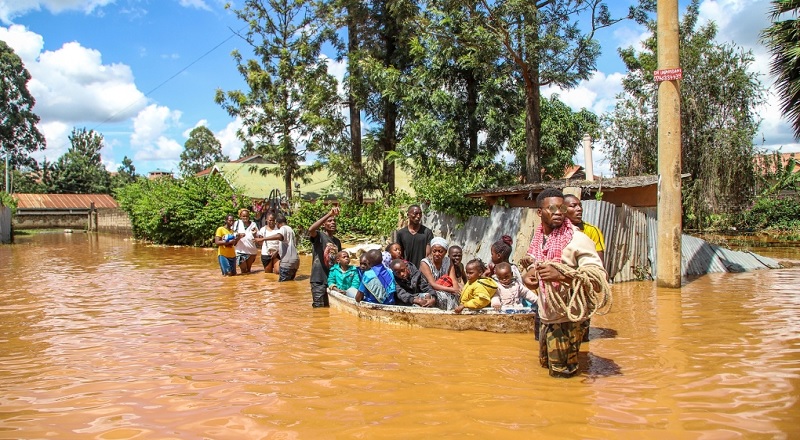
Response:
[1,232,799,439]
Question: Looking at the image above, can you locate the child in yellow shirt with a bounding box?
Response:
[454,259,498,314]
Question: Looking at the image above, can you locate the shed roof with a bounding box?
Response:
[13,194,119,209]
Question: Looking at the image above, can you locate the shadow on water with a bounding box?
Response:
[580,352,623,381]
[588,326,617,340]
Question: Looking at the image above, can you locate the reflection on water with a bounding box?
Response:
[1,232,799,439]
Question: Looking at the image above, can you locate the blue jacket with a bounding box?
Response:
[358,264,396,305]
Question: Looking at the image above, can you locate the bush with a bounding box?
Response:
[115,175,250,246]
[735,195,800,231]
[0,191,16,214]
[289,192,415,244]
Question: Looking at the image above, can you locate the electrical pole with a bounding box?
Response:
[656,0,682,288]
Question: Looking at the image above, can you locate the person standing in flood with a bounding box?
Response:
[394,205,434,269]
[308,206,342,307]
[232,208,259,274]
[258,213,300,281]
[214,214,242,276]
[563,194,607,342]
[521,188,608,378]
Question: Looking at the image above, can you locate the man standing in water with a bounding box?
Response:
[308,206,342,307]
[521,188,608,378]
[563,194,606,262]
[394,205,434,268]
[563,193,607,342]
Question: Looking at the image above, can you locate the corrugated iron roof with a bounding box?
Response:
[13,194,119,209]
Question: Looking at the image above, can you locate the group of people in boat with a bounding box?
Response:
[214,188,609,378]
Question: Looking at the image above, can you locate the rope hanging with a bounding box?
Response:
[538,262,612,322]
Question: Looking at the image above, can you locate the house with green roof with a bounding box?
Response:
[201,159,416,200]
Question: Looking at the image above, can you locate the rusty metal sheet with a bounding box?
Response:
[13,194,119,209]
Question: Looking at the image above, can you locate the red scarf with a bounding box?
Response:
[527,218,574,263]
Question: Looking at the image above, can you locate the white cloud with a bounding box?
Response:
[182,119,209,138]
[130,104,183,163]
[178,0,211,11]
[542,71,626,115]
[0,0,116,24]
[1,25,148,124]
[215,118,244,159]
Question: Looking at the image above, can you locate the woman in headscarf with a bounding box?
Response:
[418,237,460,310]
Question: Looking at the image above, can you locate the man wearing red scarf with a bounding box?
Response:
[522,188,607,378]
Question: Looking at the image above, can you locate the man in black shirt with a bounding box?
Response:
[393,205,433,268]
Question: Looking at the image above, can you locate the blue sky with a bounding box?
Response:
[0,0,794,177]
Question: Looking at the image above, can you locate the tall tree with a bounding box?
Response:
[111,155,138,190]
[179,126,228,177]
[216,0,344,199]
[400,0,513,173]
[508,94,599,179]
[317,0,370,203]
[761,0,800,140]
[602,0,765,227]
[52,128,111,194]
[462,0,646,183]
[357,0,420,195]
[1,40,45,173]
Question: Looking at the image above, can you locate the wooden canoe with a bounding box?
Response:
[327,289,536,333]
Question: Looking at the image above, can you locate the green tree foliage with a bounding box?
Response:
[462,0,645,183]
[410,162,511,219]
[509,94,599,179]
[762,0,800,140]
[115,174,250,246]
[216,0,345,199]
[400,0,512,172]
[111,156,139,190]
[602,0,765,228]
[0,40,45,170]
[52,128,111,194]
[179,126,228,177]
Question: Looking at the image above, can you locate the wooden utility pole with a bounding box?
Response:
[656,0,682,288]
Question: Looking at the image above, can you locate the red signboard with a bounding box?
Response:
[654,68,683,82]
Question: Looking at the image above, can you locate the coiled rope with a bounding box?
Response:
[539,262,612,322]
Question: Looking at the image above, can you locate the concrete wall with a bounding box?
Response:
[13,212,88,230]
[11,208,132,235]
[96,208,132,235]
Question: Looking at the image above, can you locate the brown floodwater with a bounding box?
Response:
[1,232,799,439]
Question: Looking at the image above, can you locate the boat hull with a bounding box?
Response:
[327,290,536,333]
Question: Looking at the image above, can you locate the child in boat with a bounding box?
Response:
[485,235,523,282]
[327,250,360,298]
[491,262,537,311]
[355,249,397,305]
[449,245,467,287]
[454,259,498,314]
[386,242,405,262]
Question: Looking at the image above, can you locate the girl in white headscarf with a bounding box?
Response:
[418,237,460,310]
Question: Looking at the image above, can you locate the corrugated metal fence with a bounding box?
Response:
[423,201,781,283]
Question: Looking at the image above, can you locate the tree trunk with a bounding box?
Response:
[466,69,479,168]
[347,6,364,204]
[524,66,542,183]
[383,100,397,195]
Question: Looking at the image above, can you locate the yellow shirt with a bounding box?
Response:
[581,222,605,252]
[215,226,236,258]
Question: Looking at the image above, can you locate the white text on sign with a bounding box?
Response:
[654,68,683,82]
